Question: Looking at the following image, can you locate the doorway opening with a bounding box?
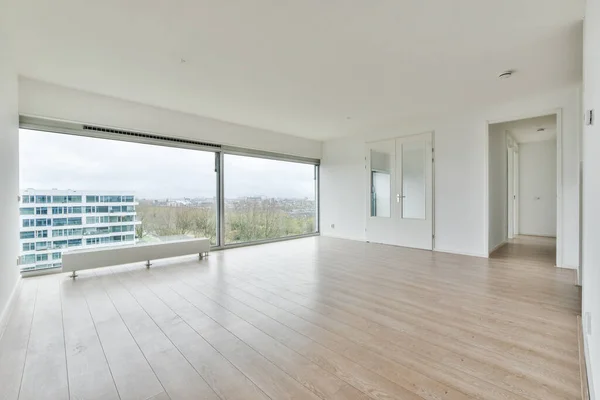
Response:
[487,114,558,266]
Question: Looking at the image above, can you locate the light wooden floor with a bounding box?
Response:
[0,236,581,400]
[491,235,558,266]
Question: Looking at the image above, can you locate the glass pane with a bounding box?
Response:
[19,129,217,273]
[401,141,426,219]
[224,155,317,244]
[370,150,391,217]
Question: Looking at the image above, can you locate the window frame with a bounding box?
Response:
[220,152,319,247]
[19,116,320,257]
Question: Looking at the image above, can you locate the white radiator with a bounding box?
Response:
[62,238,210,278]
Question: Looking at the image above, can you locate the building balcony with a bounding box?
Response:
[83,221,141,227]
[84,211,137,216]
[84,201,139,206]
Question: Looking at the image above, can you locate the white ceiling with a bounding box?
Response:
[11,0,584,141]
[494,114,557,143]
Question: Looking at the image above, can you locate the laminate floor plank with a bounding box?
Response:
[155,272,421,400]
[169,268,552,400]
[80,270,165,400]
[60,278,120,400]
[231,250,578,343]
[0,280,37,400]
[91,270,220,400]
[231,268,580,392]
[136,268,382,400]
[224,254,580,375]
[147,267,467,400]
[141,279,324,400]
[108,266,273,400]
[18,276,69,400]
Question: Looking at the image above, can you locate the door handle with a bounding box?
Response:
[396,194,405,203]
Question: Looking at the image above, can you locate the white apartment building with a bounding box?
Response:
[19,190,140,272]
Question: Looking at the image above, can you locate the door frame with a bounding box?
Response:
[507,137,519,239]
[513,145,520,236]
[485,108,563,267]
[507,142,515,239]
[365,131,435,250]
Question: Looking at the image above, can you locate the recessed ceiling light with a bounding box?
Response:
[498,70,514,79]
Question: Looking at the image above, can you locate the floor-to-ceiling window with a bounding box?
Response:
[18,125,319,273]
[224,154,318,244]
[19,129,217,272]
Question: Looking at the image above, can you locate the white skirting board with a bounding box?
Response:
[433,248,489,259]
[320,233,366,242]
[583,321,595,400]
[323,234,490,259]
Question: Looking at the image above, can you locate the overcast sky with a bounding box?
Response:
[20,129,316,200]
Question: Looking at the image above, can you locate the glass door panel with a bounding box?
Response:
[401,141,427,219]
[370,149,392,218]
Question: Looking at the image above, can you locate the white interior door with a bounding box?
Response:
[395,133,434,250]
[366,139,396,245]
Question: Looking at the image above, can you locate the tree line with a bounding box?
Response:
[136,200,315,244]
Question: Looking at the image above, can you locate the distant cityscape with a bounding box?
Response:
[146,196,315,218]
[19,190,316,272]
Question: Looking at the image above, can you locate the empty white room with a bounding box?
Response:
[2,1,600,399]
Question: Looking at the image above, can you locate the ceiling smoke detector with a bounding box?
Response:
[537,128,545,132]
[498,70,514,80]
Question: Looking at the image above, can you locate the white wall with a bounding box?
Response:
[321,84,581,263]
[519,140,557,237]
[18,78,322,160]
[582,0,600,397]
[320,138,366,240]
[0,19,21,326]
[488,125,508,252]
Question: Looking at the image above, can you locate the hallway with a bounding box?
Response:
[491,235,558,268]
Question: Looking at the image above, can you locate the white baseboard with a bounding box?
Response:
[320,233,366,242]
[434,248,489,259]
[488,240,508,256]
[323,235,490,259]
[0,277,23,341]
[519,233,557,238]
[557,264,578,270]
[584,321,595,400]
